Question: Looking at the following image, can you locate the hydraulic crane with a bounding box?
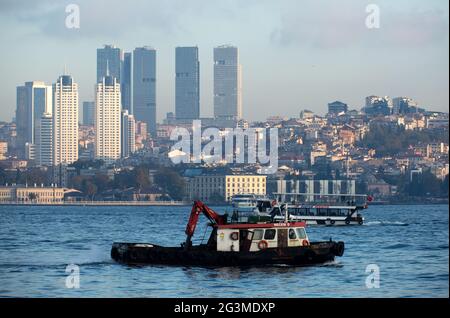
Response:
[184,201,227,250]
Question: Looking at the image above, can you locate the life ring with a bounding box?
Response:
[345,219,351,225]
[229,232,239,241]
[358,220,364,225]
[258,240,269,250]
[271,200,277,207]
[302,240,310,246]
[330,219,335,225]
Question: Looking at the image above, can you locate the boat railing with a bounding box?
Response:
[272,193,369,207]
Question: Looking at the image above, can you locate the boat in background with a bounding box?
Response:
[230,193,371,226]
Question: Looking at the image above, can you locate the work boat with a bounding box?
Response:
[111,201,345,266]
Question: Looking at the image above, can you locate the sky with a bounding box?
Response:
[0,0,448,122]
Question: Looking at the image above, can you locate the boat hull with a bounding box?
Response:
[111,241,344,267]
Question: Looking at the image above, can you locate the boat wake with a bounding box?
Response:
[365,220,409,226]
[319,260,343,268]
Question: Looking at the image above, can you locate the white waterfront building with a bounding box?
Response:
[95,75,121,164]
[52,75,79,165]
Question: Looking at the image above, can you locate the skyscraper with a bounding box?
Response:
[121,110,136,158]
[37,112,53,166]
[97,45,123,83]
[15,81,52,159]
[95,74,121,164]
[214,45,242,121]
[175,46,200,121]
[83,101,95,126]
[133,47,157,135]
[122,52,132,112]
[53,75,79,165]
[393,97,419,114]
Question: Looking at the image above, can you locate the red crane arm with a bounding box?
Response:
[184,201,226,247]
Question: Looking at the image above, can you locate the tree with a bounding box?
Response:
[154,168,185,201]
[83,180,97,200]
[93,173,110,193]
[408,171,441,197]
[134,166,150,190]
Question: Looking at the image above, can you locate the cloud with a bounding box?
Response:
[270,1,449,49]
[0,0,250,40]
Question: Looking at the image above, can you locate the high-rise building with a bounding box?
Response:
[15,81,52,159]
[97,45,123,83]
[393,97,419,114]
[53,75,79,165]
[83,101,95,126]
[214,45,242,121]
[328,101,348,115]
[15,86,28,157]
[364,96,393,116]
[37,112,53,166]
[133,47,157,135]
[122,52,132,112]
[175,47,200,121]
[95,74,121,164]
[121,110,136,158]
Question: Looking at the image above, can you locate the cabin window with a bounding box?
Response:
[289,229,297,239]
[296,228,307,239]
[253,229,264,241]
[294,208,309,215]
[264,229,276,240]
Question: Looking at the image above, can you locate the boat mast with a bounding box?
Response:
[284,203,289,223]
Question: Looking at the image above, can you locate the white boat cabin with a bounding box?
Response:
[215,222,309,252]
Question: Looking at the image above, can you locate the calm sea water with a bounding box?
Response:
[0,204,448,298]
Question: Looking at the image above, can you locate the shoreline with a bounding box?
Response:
[0,201,448,207]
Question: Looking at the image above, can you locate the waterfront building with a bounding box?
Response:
[186,175,266,202]
[0,185,65,203]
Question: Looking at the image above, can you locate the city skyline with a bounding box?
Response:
[0,0,448,123]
